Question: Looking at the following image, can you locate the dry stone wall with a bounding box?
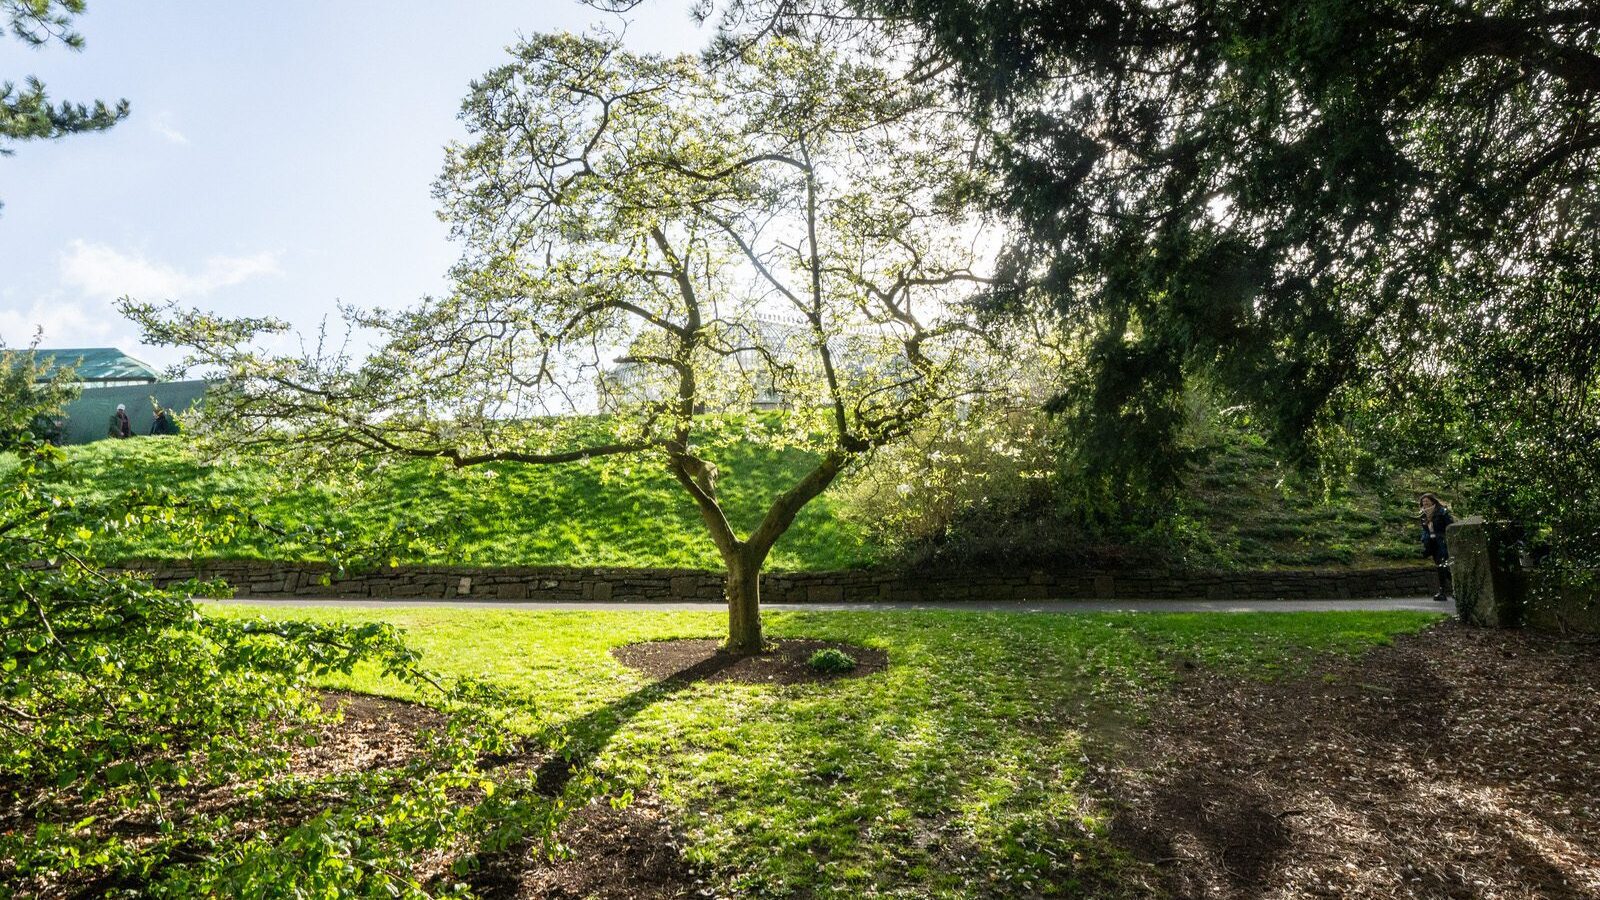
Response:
[128,560,1437,603]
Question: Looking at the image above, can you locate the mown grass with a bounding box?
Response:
[53,433,872,571]
[209,605,1443,897]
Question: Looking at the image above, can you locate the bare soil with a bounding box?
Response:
[611,638,888,685]
[311,695,711,899]
[466,795,711,900]
[300,690,448,773]
[1093,622,1600,899]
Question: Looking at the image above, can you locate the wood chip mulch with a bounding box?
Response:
[298,690,449,775]
[1091,622,1600,899]
[467,795,715,900]
[611,638,887,685]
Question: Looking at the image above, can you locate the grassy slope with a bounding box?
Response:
[212,605,1443,898]
[58,425,1423,572]
[1182,431,1420,569]
[58,435,871,571]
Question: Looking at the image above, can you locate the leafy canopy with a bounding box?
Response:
[129,31,1004,561]
[726,0,1600,549]
[839,0,1598,451]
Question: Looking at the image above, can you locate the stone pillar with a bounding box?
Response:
[1447,517,1525,628]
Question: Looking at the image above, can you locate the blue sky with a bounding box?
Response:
[0,1,707,368]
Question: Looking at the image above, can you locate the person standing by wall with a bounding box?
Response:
[1419,492,1455,602]
[107,403,132,439]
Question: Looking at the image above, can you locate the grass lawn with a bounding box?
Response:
[211,604,1444,897]
[56,430,871,571]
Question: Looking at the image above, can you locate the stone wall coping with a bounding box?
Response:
[120,558,1430,579]
[122,558,1439,603]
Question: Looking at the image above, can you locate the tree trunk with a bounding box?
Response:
[673,449,847,656]
[724,551,764,654]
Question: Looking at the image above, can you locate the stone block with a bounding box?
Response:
[807,584,844,604]
[497,582,528,600]
[592,581,613,602]
[1449,518,1525,628]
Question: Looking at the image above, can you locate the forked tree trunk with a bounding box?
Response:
[675,449,846,656]
[724,551,764,654]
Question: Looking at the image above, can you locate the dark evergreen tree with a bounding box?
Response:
[717,1,1597,526]
[2,0,127,206]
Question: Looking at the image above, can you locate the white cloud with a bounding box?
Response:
[0,294,183,367]
[59,240,282,300]
[150,112,190,145]
[0,296,113,347]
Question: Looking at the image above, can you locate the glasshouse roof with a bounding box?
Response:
[22,347,159,383]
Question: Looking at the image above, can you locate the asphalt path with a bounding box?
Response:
[205,597,1448,614]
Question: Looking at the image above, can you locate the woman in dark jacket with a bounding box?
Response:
[1419,492,1454,602]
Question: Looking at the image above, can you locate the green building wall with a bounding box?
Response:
[57,381,210,444]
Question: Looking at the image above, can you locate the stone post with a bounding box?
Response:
[1447,517,1525,628]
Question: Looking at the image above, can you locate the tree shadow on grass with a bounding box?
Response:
[528,649,745,797]
[466,650,744,899]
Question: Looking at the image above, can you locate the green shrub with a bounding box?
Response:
[807,648,857,673]
[840,398,1424,572]
[0,355,548,895]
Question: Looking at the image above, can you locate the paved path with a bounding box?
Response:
[205,596,1448,614]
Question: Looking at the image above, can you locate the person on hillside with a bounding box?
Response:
[108,404,132,439]
[149,405,179,436]
[1419,492,1454,602]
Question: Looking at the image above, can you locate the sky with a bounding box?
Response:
[0,1,709,370]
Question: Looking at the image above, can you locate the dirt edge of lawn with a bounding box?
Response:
[1089,621,1600,899]
[318,694,713,900]
[309,694,710,900]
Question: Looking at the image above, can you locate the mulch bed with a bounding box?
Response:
[1093,622,1600,899]
[298,690,448,774]
[611,638,888,685]
[467,795,711,900]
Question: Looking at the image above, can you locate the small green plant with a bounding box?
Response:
[807,647,857,674]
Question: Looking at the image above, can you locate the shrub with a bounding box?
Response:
[807,648,857,674]
[0,349,551,896]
